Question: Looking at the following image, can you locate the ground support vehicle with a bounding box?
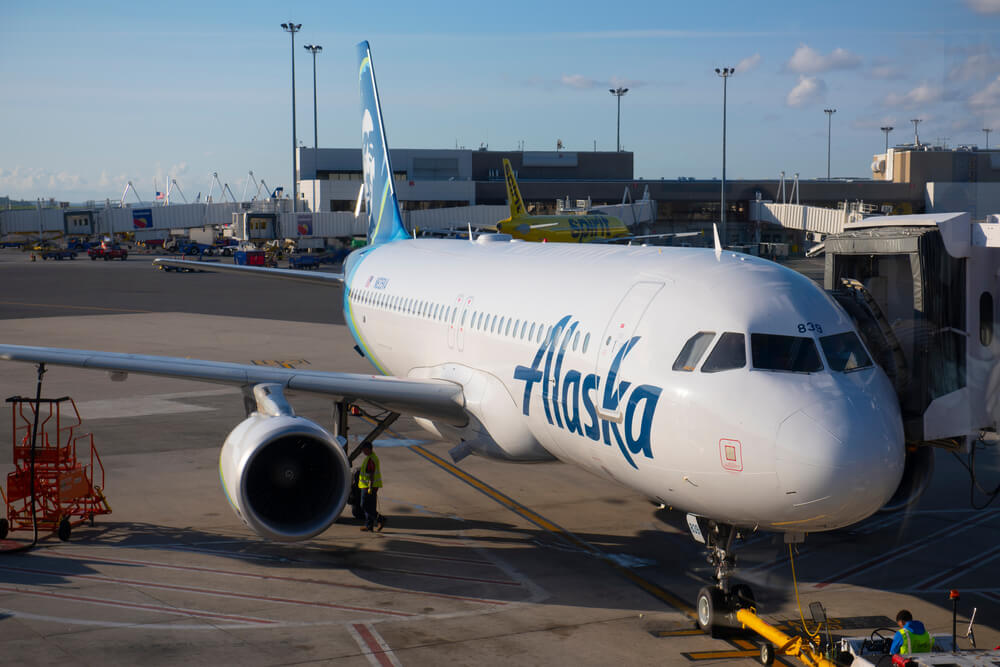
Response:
[88,245,128,261]
[0,396,111,541]
[41,249,77,260]
[288,254,320,270]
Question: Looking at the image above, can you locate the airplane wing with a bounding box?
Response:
[0,344,466,426]
[153,258,344,286]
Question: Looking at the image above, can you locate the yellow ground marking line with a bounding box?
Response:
[654,628,705,637]
[0,301,153,314]
[683,649,759,660]
[404,440,697,619]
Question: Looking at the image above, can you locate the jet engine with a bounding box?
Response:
[219,384,351,541]
[880,445,934,513]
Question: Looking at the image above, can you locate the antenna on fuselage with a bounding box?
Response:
[713,223,722,261]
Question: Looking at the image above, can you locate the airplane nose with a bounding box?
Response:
[775,395,904,530]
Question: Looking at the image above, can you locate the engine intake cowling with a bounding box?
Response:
[220,412,350,541]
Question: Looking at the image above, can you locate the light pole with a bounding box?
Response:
[910,118,922,146]
[715,67,734,245]
[281,21,301,212]
[609,87,628,152]
[304,43,322,212]
[824,109,836,180]
[984,128,992,150]
[880,125,893,154]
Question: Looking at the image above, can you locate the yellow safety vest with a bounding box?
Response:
[899,627,933,654]
[358,453,382,489]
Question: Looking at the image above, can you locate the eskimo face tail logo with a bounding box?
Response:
[514,316,661,469]
[361,109,377,239]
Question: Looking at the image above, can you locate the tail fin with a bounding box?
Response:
[358,41,409,246]
[501,158,527,219]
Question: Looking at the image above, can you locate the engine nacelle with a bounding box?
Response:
[880,445,934,513]
[220,412,351,541]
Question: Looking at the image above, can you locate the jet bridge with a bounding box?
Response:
[823,212,1000,449]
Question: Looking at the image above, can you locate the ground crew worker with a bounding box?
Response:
[357,442,385,532]
[891,609,933,655]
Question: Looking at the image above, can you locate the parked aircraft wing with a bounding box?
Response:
[153,258,344,285]
[0,344,466,425]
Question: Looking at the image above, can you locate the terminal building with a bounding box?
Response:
[3,142,999,253]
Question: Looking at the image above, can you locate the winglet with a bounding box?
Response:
[713,223,722,261]
[358,41,409,246]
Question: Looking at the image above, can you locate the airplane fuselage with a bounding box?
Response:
[343,239,905,534]
[496,214,630,243]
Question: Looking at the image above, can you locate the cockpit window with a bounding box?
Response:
[673,331,715,371]
[820,332,873,372]
[751,334,823,373]
[701,332,746,373]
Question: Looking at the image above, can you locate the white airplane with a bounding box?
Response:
[0,41,907,634]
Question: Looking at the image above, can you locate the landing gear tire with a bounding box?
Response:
[697,586,726,637]
[57,518,71,541]
[0,518,8,539]
[760,642,775,666]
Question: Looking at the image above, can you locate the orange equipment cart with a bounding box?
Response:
[2,396,111,541]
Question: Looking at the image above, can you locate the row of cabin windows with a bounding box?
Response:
[672,330,873,374]
[347,287,592,354]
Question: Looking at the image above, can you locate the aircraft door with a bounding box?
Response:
[457,296,473,352]
[447,294,472,350]
[595,281,664,381]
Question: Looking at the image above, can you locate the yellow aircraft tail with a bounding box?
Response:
[502,158,527,219]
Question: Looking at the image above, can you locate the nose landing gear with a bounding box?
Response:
[692,520,756,637]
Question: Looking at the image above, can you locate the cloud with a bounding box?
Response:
[969,75,1000,109]
[736,53,761,73]
[965,0,1000,13]
[869,62,905,81]
[0,167,89,195]
[526,74,647,91]
[948,49,1000,82]
[785,44,861,74]
[883,83,943,108]
[561,74,599,89]
[786,75,827,107]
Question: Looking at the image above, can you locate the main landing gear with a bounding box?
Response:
[691,519,756,637]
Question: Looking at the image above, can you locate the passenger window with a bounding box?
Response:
[981,292,994,346]
[572,331,579,351]
[537,325,544,343]
[529,323,536,339]
[673,331,715,371]
[445,306,451,321]
[820,332,873,372]
[521,321,527,339]
[498,316,505,333]
[505,319,513,336]
[701,332,746,373]
[582,333,590,353]
[751,334,823,373]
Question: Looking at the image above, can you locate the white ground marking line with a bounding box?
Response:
[349,622,403,667]
[910,542,1000,590]
[74,388,239,419]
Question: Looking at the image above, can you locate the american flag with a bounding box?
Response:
[155,191,164,200]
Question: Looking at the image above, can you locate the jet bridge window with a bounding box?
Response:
[673,332,715,371]
[751,334,823,373]
[820,332,872,372]
[701,332,746,373]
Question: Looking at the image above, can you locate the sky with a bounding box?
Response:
[2,0,1000,203]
